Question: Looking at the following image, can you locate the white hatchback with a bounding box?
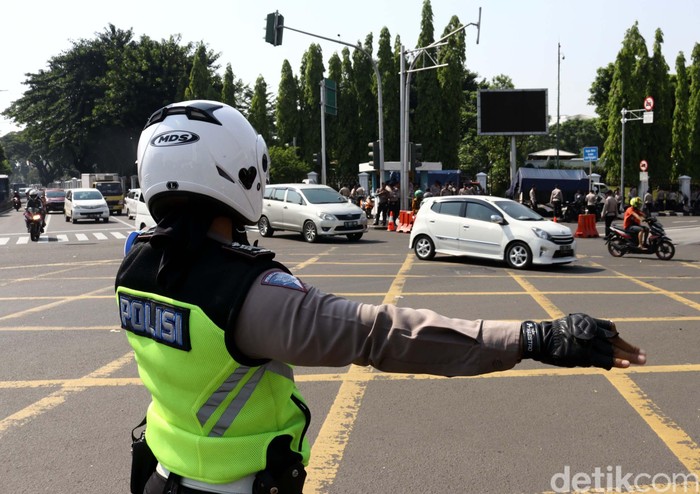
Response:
[64,188,110,224]
[259,184,368,243]
[409,195,576,269]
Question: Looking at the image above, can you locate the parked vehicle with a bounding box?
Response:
[409,195,576,269]
[43,188,66,213]
[64,188,110,223]
[125,188,143,219]
[605,216,675,260]
[24,207,43,241]
[259,184,368,243]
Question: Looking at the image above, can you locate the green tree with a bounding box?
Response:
[248,76,273,144]
[336,48,360,173]
[588,63,615,138]
[413,0,442,161]
[268,145,310,184]
[671,52,691,178]
[0,141,10,176]
[688,43,700,178]
[300,44,325,168]
[643,29,673,183]
[437,15,466,168]
[221,64,237,107]
[377,28,399,162]
[602,22,649,187]
[353,34,377,172]
[275,60,300,147]
[184,43,218,101]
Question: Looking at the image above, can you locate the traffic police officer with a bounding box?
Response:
[116,101,646,494]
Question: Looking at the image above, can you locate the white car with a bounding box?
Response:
[259,184,368,242]
[124,188,142,219]
[409,195,576,269]
[64,188,110,223]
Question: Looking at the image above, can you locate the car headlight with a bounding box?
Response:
[316,211,336,221]
[531,227,552,241]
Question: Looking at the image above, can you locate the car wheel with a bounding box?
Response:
[505,242,532,269]
[95,218,100,223]
[655,240,675,260]
[347,232,363,242]
[303,221,318,243]
[71,216,77,224]
[258,216,274,237]
[103,217,109,223]
[413,235,436,260]
[65,214,70,222]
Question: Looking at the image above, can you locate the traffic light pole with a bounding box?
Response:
[279,24,385,182]
[398,8,481,211]
[620,107,647,208]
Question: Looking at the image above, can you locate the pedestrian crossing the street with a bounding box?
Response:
[0,231,129,246]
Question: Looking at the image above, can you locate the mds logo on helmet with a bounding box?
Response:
[151,131,200,147]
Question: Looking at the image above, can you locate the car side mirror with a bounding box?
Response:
[490,214,506,225]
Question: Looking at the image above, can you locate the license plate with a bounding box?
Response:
[85,213,100,218]
[344,221,358,228]
[559,246,573,254]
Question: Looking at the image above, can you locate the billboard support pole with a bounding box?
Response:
[510,136,517,184]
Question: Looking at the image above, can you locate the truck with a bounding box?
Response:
[507,168,591,206]
[81,173,124,215]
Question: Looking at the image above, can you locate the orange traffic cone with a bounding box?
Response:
[387,211,396,231]
[552,215,558,223]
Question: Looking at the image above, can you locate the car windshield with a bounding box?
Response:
[494,200,544,221]
[95,182,123,195]
[46,190,64,198]
[303,188,347,204]
[74,190,103,201]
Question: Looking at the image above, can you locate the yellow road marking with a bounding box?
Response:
[508,271,565,319]
[605,372,700,477]
[0,353,132,436]
[0,285,114,321]
[304,252,414,494]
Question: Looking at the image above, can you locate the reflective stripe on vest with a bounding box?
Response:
[199,361,295,437]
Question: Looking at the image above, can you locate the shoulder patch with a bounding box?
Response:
[261,271,307,293]
[223,242,276,260]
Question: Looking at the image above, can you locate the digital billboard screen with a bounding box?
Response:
[477,89,549,135]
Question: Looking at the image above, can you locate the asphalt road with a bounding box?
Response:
[1,206,699,493]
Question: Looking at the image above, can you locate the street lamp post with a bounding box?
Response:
[556,43,563,168]
[399,7,482,210]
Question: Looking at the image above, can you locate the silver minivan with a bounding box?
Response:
[259,184,368,242]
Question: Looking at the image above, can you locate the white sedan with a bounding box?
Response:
[409,195,576,269]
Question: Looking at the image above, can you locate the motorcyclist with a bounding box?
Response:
[12,191,22,209]
[623,196,648,249]
[25,189,46,233]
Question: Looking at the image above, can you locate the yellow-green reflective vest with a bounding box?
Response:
[117,287,311,484]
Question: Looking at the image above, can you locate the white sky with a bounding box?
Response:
[1,0,698,137]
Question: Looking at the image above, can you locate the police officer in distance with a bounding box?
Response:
[116,101,647,494]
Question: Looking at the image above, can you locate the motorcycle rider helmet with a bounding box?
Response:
[28,189,39,200]
[414,190,424,198]
[136,100,269,225]
[630,197,642,209]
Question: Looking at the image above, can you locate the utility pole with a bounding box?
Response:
[556,42,563,167]
[399,7,482,211]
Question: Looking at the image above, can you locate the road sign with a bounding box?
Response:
[643,111,654,124]
[583,146,598,162]
[640,159,648,171]
[644,96,654,111]
[640,171,649,181]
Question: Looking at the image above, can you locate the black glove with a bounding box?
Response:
[521,313,619,370]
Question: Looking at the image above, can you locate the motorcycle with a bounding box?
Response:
[24,207,44,242]
[13,196,22,211]
[606,216,675,260]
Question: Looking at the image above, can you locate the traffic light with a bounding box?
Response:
[368,140,379,169]
[312,152,320,168]
[410,142,423,172]
[265,11,284,46]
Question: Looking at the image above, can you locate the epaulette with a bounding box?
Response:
[123,226,157,256]
[222,241,276,260]
[134,226,157,243]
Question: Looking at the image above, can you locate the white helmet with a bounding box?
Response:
[137,100,269,224]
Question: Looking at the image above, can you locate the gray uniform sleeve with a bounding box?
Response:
[234,270,522,377]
